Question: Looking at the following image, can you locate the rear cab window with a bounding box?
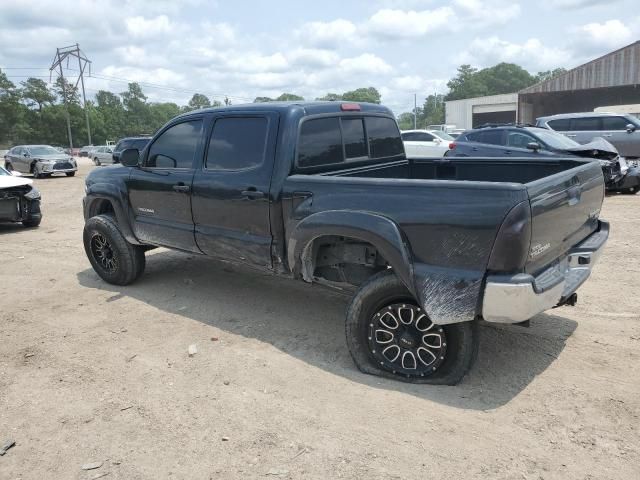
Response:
[297,115,403,170]
[547,119,571,131]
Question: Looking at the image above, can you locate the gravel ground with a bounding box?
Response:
[1,160,639,480]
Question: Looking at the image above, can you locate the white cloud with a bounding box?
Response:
[571,19,634,53]
[452,0,521,27]
[288,49,341,68]
[546,0,609,8]
[365,7,454,38]
[339,53,393,74]
[125,15,173,38]
[296,19,358,48]
[456,36,572,71]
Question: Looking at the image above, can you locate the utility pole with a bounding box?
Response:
[50,44,92,149]
[414,93,417,129]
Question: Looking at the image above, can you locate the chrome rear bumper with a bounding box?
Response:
[482,221,609,324]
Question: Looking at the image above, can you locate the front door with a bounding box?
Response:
[191,112,278,269]
[127,118,204,252]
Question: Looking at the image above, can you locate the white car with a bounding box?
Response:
[401,129,455,158]
[0,166,42,227]
[91,146,116,165]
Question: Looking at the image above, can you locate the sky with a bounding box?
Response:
[0,0,638,114]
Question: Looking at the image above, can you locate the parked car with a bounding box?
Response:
[111,137,151,163]
[0,165,42,227]
[91,146,116,166]
[83,102,608,385]
[536,112,640,159]
[4,145,78,178]
[401,129,453,158]
[79,145,96,157]
[447,124,640,194]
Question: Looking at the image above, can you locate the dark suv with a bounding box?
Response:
[111,137,151,163]
[447,124,640,194]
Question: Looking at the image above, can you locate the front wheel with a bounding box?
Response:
[5,162,13,172]
[66,171,76,177]
[83,214,146,285]
[345,271,478,385]
[622,186,638,195]
[93,157,100,166]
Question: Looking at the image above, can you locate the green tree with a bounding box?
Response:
[534,68,568,83]
[253,96,273,103]
[422,94,445,127]
[316,93,342,101]
[445,65,486,100]
[276,93,304,101]
[0,70,27,146]
[121,83,150,135]
[53,76,80,105]
[188,93,211,110]
[21,78,55,112]
[397,112,417,130]
[446,63,540,101]
[341,87,381,104]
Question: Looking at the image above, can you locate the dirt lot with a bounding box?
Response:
[1,160,639,480]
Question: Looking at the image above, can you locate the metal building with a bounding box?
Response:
[518,41,640,124]
[445,93,518,130]
[444,40,640,130]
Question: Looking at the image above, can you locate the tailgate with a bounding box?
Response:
[525,160,604,274]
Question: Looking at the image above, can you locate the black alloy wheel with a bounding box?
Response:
[368,302,447,377]
[90,233,118,273]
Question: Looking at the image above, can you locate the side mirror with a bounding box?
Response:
[120,148,140,167]
[527,142,541,152]
[11,170,23,177]
[626,123,636,133]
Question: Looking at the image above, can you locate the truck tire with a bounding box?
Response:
[83,214,146,285]
[345,270,478,385]
[622,187,637,195]
[22,215,41,228]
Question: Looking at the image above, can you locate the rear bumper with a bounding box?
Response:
[482,220,609,323]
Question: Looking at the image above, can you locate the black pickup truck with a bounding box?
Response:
[83,101,609,385]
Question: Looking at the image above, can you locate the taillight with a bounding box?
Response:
[340,103,361,111]
[449,142,456,150]
[487,201,532,273]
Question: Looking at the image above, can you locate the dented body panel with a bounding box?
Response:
[83,101,608,325]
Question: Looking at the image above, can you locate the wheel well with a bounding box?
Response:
[90,198,115,217]
[30,161,37,173]
[306,235,389,287]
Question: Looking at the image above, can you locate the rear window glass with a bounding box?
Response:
[298,118,343,168]
[571,117,601,131]
[366,117,403,158]
[547,119,571,131]
[342,118,367,158]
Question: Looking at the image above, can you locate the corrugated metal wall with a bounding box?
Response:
[520,41,640,94]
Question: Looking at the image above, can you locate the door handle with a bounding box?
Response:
[172,183,191,193]
[602,134,613,137]
[565,134,577,138]
[241,189,266,199]
[504,150,512,154]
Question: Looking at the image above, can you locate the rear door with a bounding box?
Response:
[191,112,278,269]
[127,117,204,252]
[464,130,509,156]
[525,160,604,274]
[569,117,602,144]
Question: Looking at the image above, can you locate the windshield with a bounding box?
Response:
[0,166,9,176]
[527,128,579,149]
[29,146,61,156]
[431,131,454,141]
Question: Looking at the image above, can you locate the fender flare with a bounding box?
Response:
[84,183,140,245]
[287,210,416,297]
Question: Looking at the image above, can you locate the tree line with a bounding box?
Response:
[0,63,565,148]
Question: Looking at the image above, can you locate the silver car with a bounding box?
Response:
[537,112,640,159]
[91,146,116,166]
[3,145,78,178]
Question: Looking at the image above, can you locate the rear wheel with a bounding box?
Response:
[622,187,638,195]
[83,214,146,285]
[22,214,41,228]
[93,157,100,166]
[345,271,478,385]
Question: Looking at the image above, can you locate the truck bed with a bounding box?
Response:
[284,156,604,324]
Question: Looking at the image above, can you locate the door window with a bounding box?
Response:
[507,132,536,149]
[415,132,436,142]
[206,117,268,170]
[601,116,630,130]
[571,117,601,131]
[146,120,203,169]
[468,130,504,145]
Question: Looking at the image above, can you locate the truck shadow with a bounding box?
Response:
[76,249,577,410]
